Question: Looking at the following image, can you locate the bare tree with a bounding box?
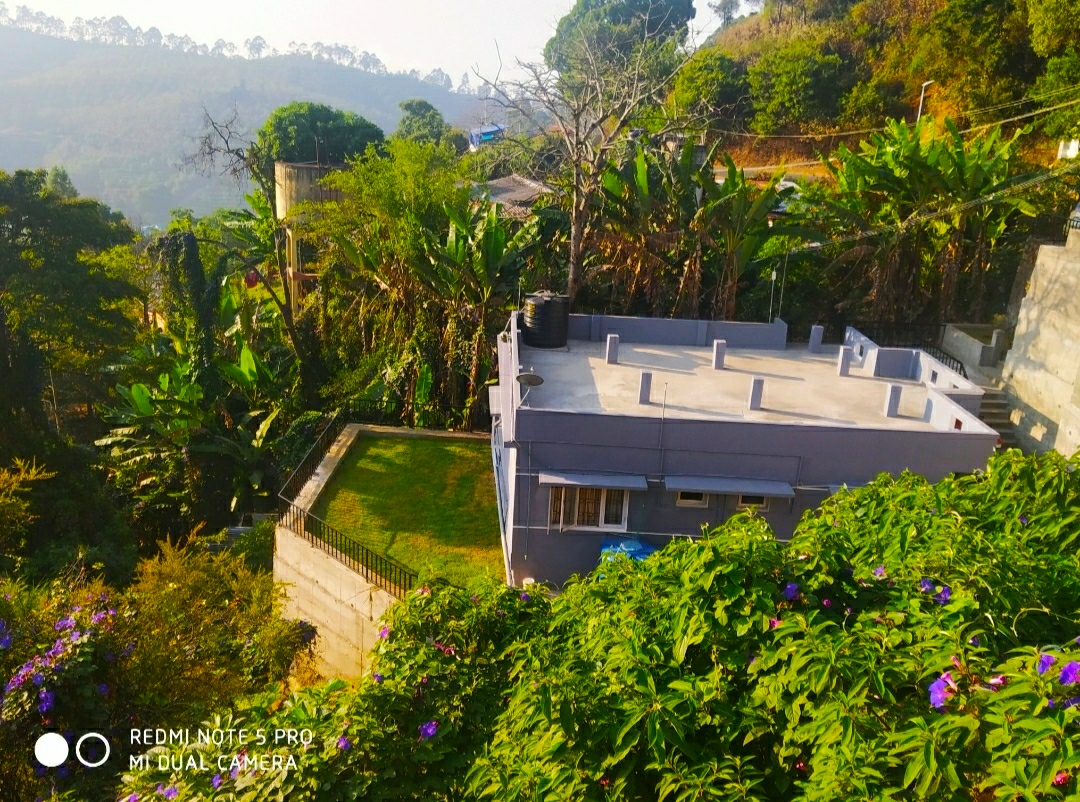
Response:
[479,17,696,304]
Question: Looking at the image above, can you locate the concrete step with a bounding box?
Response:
[981,415,1013,426]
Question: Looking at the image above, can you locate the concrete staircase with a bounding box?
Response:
[978,388,1018,449]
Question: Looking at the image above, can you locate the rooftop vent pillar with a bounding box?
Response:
[638,371,653,405]
[606,333,620,364]
[712,339,727,370]
[808,325,824,354]
[748,376,764,410]
[837,345,853,377]
[884,383,902,418]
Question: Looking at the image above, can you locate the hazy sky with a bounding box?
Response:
[21,1,722,85]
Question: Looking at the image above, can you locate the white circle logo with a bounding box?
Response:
[75,733,111,768]
[34,732,69,767]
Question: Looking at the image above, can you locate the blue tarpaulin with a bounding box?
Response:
[600,538,657,562]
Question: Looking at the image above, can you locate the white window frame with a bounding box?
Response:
[675,491,709,508]
[736,494,770,511]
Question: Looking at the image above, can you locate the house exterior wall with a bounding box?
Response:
[493,315,996,586]
[498,407,995,585]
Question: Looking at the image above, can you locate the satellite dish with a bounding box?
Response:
[516,372,545,387]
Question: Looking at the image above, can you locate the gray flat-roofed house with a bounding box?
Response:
[489,312,998,586]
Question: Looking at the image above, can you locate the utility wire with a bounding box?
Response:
[780,158,1080,258]
[732,96,1080,172]
[711,81,1080,142]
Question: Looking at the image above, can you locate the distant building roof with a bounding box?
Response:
[472,175,554,220]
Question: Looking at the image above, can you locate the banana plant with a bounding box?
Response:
[419,202,538,418]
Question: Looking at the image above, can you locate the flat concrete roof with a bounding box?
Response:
[517,340,939,431]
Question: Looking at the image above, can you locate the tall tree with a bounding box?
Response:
[486,14,693,304]
[0,169,136,449]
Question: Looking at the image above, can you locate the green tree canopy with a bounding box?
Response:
[0,169,136,448]
[253,101,384,185]
[748,38,846,133]
[393,98,462,149]
[669,47,748,123]
[544,0,696,71]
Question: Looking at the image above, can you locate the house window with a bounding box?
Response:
[549,487,565,528]
[930,369,939,384]
[953,418,963,430]
[737,494,770,511]
[676,491,709,508]
[570,487,628,530]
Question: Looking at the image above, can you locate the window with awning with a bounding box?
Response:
[662,476,795,498]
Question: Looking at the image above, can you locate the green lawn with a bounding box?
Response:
[310,433,504,587]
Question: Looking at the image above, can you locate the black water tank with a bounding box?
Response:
[522,292,569,348]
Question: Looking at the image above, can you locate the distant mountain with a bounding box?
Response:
[0,26,483,225]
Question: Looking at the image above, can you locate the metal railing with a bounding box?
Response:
[277,406,419,599]
[786,319,967,378]
[919,346,968,379]
[279,499,416,598]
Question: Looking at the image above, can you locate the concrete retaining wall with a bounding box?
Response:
[1001,237,1080,455]
[276,525,394,678]
[274,423,394,680]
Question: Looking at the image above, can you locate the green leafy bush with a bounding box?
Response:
[0,543,312,800]
[115,450,1080,801]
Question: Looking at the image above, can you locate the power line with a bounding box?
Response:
[781,158,1080,258]
[732,96,1080,172]
[710,81,1080,143]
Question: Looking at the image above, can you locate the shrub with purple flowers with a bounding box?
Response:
[107,451,1080,801]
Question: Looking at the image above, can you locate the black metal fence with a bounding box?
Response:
[277,404,421,599]
[279,499,416,598]
[785,319,967,378]
[341,398,492,433]
[275,395,490,597]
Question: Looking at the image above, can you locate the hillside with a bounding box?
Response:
[689,0,1080,144]
[0,26,483,225]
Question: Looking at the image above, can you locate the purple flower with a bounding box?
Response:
[37,689,54,713]
[418,587,431,596]
[0,633,9,650]
[337,735,352,751]
[1019,515,1029,526]
[1038,653,1057,675]
[32,672,43,686]
[1060,661,1080,686]
[1054,771,1070,787]
[519,592,531,602]
[97,683,109,696]
[496,609,505,617]
[987,675,1007,689]
[928,672,955,710]
[54,617,75,631]
[969,635,980,646]
[230,765,239,780]
[212,773,222,789]
[378,626,390,639]
[470,594,479,603]
[783,582,800,601]
[373,672,384,683]
[822,598,832,608]
[873,565,886,578]
[1063,696,1080,709]
[162,786,178,800]
[933,585,951,604]
[126,795,140,802]
[768,618,782,629]
[919,578,935,593]
[419,720,438,739]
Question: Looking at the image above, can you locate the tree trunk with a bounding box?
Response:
[567,193,584,305]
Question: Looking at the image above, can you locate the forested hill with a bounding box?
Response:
[690,0,1079,141]
[0,26,482,225]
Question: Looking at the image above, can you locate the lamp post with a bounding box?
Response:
[917,80,935,122]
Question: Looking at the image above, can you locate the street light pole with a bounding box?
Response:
[917,80,935,122]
